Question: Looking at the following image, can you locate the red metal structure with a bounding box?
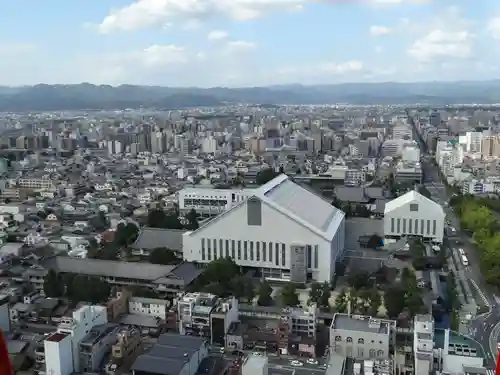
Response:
[496,350,500,375]
[0,329,13,375]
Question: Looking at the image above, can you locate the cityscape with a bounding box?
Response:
[0,100,499,375]
[3,1,500,375]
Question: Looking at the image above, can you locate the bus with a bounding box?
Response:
[461,255,469,266]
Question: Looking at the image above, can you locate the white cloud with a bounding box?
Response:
[207,30,229,41]
[487,17,500,39]
[408,29,473,62]
[370,25,392,36]
[95,0,309,33]
[226,40,257,52]
[407,7,474,63]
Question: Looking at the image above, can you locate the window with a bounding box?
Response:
[314,245,319,269]
[410,203,419,211]
[263,242,267,262]
[232,240,235,259]
[219,239,223,256]
[207,239,212,260]
[282,243,286,266]
[397,218,401,233]
[306,245,312,268]
[420,219,425,235]
[275,243,280,266]
[408,218,412,234]
[357,348,364,357]
[226,240,230,258]
[426,220,431,235]
[201,239,206,261]
[391,218,395,233]
[335,335,341,341]
[414,218,418,234]
[244,241,248,260]
[237,240,241,260]
[256,242,260,261]
[369,349,376,357]
[269,242,273,263]
[402,218,406,233]
[250,241,254,261]
[432,220,437,235]
[346,337,353,343]
[357,338,364,344]
[213,239,217,259]
[377,350,384,357]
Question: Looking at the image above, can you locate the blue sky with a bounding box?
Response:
[0,0,499,86]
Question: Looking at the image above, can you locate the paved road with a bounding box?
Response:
[414,120,499,368]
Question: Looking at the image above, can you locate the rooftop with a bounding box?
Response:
[45,332,69,343]
[80,324,117,346]
[331,314,394,335]
[384,189,444,215]
[255,175,345,241]
[131,333,207,375]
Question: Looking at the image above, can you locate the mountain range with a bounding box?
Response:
[1,81,500,111]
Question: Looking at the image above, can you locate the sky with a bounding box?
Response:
[0,0,499,87]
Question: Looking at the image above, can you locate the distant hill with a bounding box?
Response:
[1,81,500,111]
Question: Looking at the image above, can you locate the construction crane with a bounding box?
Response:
[0,329,13,375]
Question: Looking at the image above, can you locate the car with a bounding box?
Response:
[306,359,318,365]
[220,348,225,354]
[252,352,262,356]
[290,360,303,367]
[319,364,327,369]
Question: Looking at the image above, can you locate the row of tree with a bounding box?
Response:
[147,208,199,230]
[339,267,426,319]
[44,270,111,303]
[450,195,500,286]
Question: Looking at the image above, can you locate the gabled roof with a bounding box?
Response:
[187,175,344,241]
[384,190,444,215]
[132,227,185,252]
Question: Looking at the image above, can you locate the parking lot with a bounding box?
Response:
[345,217,383,251]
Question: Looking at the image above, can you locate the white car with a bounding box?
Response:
[290,360,303,367]
[306,359,318,365]
[252,352,262,356]
[219,348,225,354]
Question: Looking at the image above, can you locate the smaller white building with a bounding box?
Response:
[384,190,445,243]
[128,297,169,320]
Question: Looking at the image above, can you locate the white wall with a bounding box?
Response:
[182,200,339,282]
[384,199,445,243]
[45,334,73,375]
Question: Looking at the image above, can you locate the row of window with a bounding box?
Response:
[184,199,228,207]
[390,218,437,236]
[200,239,320,269]
[335,336,382,344]
[201,238,286,266]
[334,346,385,358]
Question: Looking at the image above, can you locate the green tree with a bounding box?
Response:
[43,269,64,297]
[147,209,183,229]
[67,275,110,303]
[256,168,279,185]
[229,275,246,300]
[384,286,406,318]
[115,222,139,247]
[257,280,273,306]
[318,282,331,308]
[149,247,181,265]
[281,283,300,306]
[333,289,347,313]
[308,282,323,304]
[244,281,255,303]
[186,209,200,230]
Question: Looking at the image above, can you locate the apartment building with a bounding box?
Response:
[178,187,251,215]
[129,297,170,320]
[330,314,396,360]
[177,292,238,344]
[79,324,119,373]
[44,305,108,375]
[111,327,142,365]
